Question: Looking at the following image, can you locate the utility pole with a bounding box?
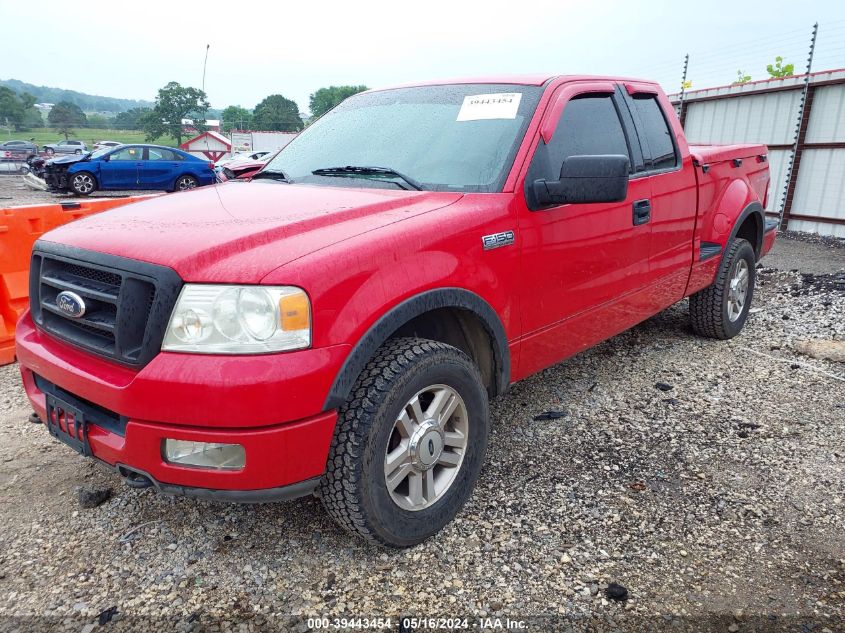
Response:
[202,44,210,94]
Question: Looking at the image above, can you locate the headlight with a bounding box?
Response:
[162,285,311,353]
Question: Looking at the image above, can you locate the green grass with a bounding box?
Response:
[8,128,179,148]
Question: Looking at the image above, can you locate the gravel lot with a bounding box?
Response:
[1,175,844,631]
[0,172,149,205]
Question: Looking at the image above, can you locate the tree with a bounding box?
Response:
[87,113,111,128]
[0,87,38,131]
[22,107,43,129]
[252,95,303,132]
[141,81,209,145]
[734,70,752,85]
[309,85,368,118]
[766,56,794,78]
[112,107,151,130]
[221,105,253,132]
[48,101,87,139]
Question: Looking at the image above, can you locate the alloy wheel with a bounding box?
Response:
[727,258,749,322]
[177,176,197,190]
[73,174,94,194]
[384,384,469,511]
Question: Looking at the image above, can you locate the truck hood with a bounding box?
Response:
[41,182,463,282]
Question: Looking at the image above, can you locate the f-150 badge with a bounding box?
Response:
[482,230,515,250]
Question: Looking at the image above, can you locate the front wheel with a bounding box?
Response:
[70,171,97,196]
[690,237,756,339]
[319,337,489,547]
[45,148,54,156]
[74,149,82,155]
[174,174,198,191]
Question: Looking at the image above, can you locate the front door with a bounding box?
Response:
[99,146,142,188]
[516,85,654,377]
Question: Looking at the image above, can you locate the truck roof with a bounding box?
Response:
[368,74,661,92]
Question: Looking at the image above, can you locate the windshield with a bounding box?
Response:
[91,148,112,159]
[262,83,544,192]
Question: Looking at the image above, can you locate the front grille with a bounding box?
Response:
[30,242,183,368]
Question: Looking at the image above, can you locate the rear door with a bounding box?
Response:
[138,147,182,189]
[618,85,698,308]
[99,146,142,188]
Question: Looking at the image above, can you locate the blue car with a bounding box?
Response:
[48,145,216,195]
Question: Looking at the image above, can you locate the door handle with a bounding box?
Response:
[632,199,651,226]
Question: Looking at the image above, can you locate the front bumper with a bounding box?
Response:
[16,311,344,496]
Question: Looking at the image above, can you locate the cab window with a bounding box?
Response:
[147,148,179,161]
[525,94,631,208]
[111,147,142,161]
[628,95,678,171]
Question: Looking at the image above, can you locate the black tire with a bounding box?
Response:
[74,149,82,155]
[319,337,489,547]
[70,171,97,196]
[174,174,198,191]
[45,148,54,156]
[690,238,756,339]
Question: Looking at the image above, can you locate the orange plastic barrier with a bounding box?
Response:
[0,195,161,365]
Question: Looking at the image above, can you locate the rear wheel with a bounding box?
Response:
[174,174,198,191]
[70,171,97,196]
[690,238,756,339]
[319,337,489,547]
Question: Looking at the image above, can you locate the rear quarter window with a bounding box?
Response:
[629,95,677,171]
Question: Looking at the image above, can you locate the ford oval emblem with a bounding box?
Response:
[56,291,86,318]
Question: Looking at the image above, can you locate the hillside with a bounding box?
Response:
[0,79,153,113]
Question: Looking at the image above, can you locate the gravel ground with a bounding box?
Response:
[0,193,843,630]
[0,173,148,205]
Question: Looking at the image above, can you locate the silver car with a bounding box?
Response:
[43,140,88,155]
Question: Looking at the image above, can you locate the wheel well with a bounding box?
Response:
[735,212,762,259]
[322,289,510,411]
[391,307,497,397]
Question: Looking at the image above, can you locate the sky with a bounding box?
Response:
[2,0,844,115]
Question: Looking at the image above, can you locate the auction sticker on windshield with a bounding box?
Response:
[456,93,522,121]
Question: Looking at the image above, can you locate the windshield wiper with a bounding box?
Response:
[251,168,292,183]
[312,166,423,191]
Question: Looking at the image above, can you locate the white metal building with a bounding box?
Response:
[670,68,845,238]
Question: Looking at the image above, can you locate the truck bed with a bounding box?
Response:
[689,143,768,165]
[690,142,771,216]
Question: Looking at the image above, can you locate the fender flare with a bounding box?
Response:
[726,201,764,260]
[323,288,511,411]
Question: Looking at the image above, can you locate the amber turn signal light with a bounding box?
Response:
[280,291,311,331]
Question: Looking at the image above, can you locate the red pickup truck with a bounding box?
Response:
[16,75,775,547]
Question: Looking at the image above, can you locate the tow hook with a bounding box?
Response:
[118,466,154,489]
[29,412,42,424]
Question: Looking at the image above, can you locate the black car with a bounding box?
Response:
[1,139,38,159]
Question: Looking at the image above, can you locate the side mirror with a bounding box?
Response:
[533,154,629,207]
[102,154,110,161]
